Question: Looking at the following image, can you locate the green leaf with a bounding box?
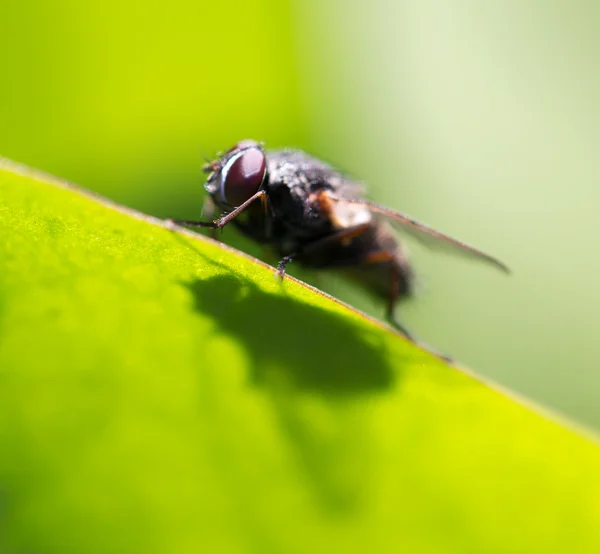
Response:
[0,158,599,554]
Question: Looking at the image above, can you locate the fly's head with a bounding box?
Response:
[203,140,267,209]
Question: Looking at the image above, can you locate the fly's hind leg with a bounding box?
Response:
[386,263,414,340]
[360,250,417,342]
[363,251,453,363]
[386,306,417,342]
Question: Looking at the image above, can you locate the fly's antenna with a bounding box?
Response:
[200,149,218,174]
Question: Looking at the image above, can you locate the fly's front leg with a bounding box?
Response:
[168,190,268,231]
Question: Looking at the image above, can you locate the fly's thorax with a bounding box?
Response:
[263,179,331,236]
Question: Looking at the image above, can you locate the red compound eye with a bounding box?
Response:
[222,146,266,206]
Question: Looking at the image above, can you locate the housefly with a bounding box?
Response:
[173,140,509,346]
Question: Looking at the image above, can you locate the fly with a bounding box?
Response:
[172,140,509,352]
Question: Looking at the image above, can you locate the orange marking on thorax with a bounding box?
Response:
[308,190,335,216]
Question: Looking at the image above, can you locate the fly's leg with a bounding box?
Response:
[275,226,412,334]
[357,250,417,342]
[276,256,294,279]
[168,190,268,230]
[360,251,452,362]
[275,223,371,280]
[385,266,417,343]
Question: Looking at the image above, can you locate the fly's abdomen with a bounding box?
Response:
[298,222,414,301]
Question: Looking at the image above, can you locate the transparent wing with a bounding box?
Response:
[326,193,510,274]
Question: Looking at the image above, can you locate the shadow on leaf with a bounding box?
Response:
[182,273,403,395]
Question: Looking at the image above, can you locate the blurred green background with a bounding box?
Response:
[1,0,599,429]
